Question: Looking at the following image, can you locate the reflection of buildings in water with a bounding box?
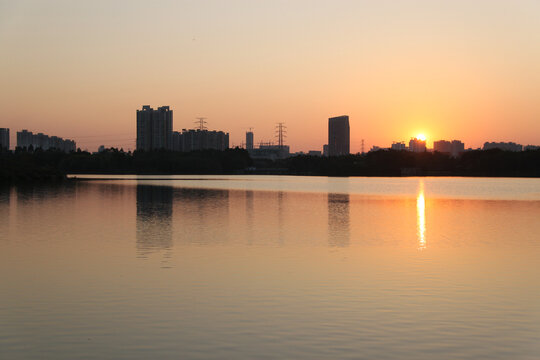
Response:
[173,188,230,245]
[277,191,285,244]
[136,185,173,261]
[0,188,11,233]
[96,182,130,199]
[417,181,426,250]
[245,190,254,245]
[328,193,350,247]
[16,183,76,203]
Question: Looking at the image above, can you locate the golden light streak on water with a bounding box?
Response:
[417,180,426,250]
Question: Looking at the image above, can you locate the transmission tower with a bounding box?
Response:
[195,117,207,130]
[361,139,365,154]
[275,123,287,148]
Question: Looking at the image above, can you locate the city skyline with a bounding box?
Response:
[3,113,540,154]
[2,1,540,152]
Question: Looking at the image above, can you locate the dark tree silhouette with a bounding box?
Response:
[1,147,539,183]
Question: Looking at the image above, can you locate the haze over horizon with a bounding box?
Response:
[1,0,539,152]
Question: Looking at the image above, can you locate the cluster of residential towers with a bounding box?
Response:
[0,128,76,153]
[136,105,229,152]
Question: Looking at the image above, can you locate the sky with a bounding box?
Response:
[1,0,539,152]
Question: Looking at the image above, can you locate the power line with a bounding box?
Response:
[79,138,135,143]
[195,117,207,130]
[70,133,134,139]
[275,122,287,148]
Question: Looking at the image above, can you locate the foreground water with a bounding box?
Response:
[1,176,539,359]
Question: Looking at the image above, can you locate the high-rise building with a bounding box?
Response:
[246,131,254,150]
[136,105,173,151]
[391,141,406,151]
[16,130,33,149]
[172,131,183,152]
[409,138,426,152]
[0,128,9,150]
[328,115,350,156]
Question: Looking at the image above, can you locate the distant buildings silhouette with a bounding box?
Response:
[16,129,76,152]
[174,129,229,152]
[483,142,523,152]
[378,138,465,157]
[434,140,465,157]
[242,127,290,160]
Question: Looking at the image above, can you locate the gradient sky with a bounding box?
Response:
[1,0,539,152]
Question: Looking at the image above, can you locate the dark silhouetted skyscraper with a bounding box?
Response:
[0,128,9,150]
[136,105,173,151]
[246,131,254,150]
[328,116,350,156]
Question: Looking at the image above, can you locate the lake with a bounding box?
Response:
[1,176,539,359]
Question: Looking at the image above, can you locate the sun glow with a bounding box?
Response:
[416,134,427,141]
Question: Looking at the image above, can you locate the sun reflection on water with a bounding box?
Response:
[417,181,426,250]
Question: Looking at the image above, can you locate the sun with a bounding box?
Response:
[416,133,427,141]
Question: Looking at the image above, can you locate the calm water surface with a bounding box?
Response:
[1,176,539,359]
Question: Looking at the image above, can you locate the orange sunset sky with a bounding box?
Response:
[1,0,539,152]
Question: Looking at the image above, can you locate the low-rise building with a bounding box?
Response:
[483,142,522,152]
[391,142,406,151]
[174,129,229,152]
[434,140,465,157]
[248,145,290,160]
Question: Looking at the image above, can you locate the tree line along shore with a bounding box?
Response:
[1,147,539,182]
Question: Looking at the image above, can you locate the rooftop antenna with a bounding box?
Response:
[275,122,287,148]
[195,117,207,131]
